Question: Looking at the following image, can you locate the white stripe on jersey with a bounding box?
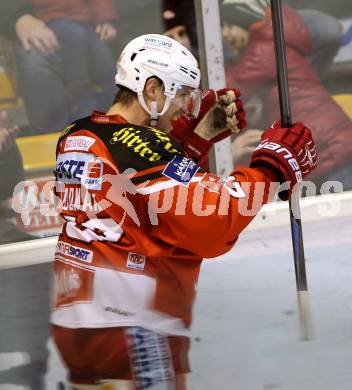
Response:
[137,175,205,195]
[55,255,96,272]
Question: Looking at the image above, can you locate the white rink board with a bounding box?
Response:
[0,192,352,389]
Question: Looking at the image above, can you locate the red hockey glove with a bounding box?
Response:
[170,89,246,163]
[250,121,317,200]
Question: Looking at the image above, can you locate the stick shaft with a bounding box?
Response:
[270,0,292,128]
[270,0,311,339]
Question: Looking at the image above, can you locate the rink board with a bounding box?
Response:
[0,192,352,390]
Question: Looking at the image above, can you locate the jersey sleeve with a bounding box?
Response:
[139,161,279,258]
[96,123,279,259]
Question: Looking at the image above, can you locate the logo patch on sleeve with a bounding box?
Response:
[55,152,103,190]
[56,241,93,263]
[126,252,146,271]
[64,136,96,152]
[162,156,199,185]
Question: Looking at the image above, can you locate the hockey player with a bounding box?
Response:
[51,34,317,389]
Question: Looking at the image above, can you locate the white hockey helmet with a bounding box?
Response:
[115,34,201,120]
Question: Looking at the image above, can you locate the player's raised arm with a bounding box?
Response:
[142,119,316,259]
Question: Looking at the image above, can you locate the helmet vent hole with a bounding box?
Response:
[182,51,187,56]
[138,48,146,52]
[130,53,137,62]
[134,68,140,73]
[136,77,140,81]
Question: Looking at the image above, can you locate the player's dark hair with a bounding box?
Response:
[113,85,137,105]
[114,77,164,106]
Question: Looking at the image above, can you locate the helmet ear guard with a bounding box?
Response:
[114,34,201,121]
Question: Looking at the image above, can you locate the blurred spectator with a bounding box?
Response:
[222,1,352,189]
[286,1,352,96]
[286,0,352,19]
[222,1,342,77]
[296,9,342,77]
[0,0,118,135]
[0,111,32,243]
[160,0,344,77]
[162,0,198,56]
[111,0,164,53]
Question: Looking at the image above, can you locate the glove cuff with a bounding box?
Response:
[250,155,294,200]
[169,116,197,143]
[183,132,212,159]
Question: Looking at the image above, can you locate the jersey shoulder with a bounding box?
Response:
[103,123,184,171]
[57,116,194,183]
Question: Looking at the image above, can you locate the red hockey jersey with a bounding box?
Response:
[51,111,277,337]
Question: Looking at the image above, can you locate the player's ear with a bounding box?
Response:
[144,77,163,101]
[144,77,162,100]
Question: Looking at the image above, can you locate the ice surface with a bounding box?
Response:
[191,216,352,390]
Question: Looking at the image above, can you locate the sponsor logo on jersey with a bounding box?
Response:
[64,136,96,152]
[87,161,103,178]
[162,156,199,185]
[54,267,81,298]
[56,241,93,262]
[53,262,94,306]
[126,252,146,270]
[84,161,103,189]
[55,152,103,190]
[109,127,180,162]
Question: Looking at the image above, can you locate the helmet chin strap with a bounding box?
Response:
[150,101,158,127]
[137,92,173,127]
